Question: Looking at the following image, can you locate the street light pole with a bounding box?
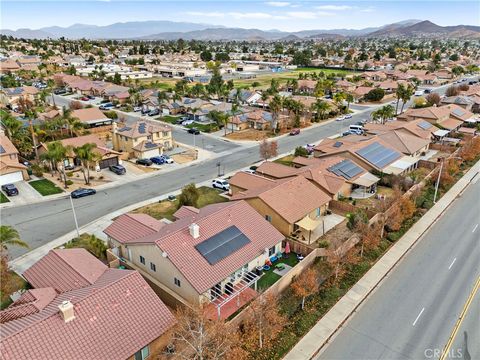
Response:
[433,158,444,204]
[69,195,80,238]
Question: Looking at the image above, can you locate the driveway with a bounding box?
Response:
[2,181,43,206]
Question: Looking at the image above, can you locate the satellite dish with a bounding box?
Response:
[162,251,168,258]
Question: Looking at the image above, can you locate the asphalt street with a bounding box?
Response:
[317,179,480,360]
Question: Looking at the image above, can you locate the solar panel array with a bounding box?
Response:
[418,121,432,130]
[0,145,5,154]
[138,123,146,134]
[355,142,401,168]
[333,141,343,148]
[452,108,466,117]
[328,159,363,180]
[144,142,157,149]
[195,225,251,265]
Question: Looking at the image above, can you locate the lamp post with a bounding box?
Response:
[69,195,80,238]
[433,156,462,204]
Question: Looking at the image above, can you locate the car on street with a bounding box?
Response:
[99,103,114,110]
[109,164,126,175]
[344,114,353,119]
[414,90,424,96]
[212,178,230,191]
[87,95,95,100]
[1,184,19,196]
[64,164,75,170]
[424,88,432,94]
[290,128,300,136]
[148,109,160,116]
[71,188,96,199]
[80,96,89,101]
[336,116,345,121]
[136,158,153,166]
[150,156,165,165]
[141,108,150,115]
[53,88,67,95]
[133,106,142,112]
[187,127,200,135]
[182,119,194,126]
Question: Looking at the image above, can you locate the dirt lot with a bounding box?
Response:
[172,150,197,164]
[226,129,270,141]
[355,186,397,210]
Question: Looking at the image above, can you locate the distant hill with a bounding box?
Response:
[367,20,480,38]
[0,28,53,39]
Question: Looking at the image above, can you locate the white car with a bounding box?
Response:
[212,178,230,191]
[344,114,352,119]
[336,116,345,121]
[243,169,256,174]
[133,106,142,112]
[182,119,194,126]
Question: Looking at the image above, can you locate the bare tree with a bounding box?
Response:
[259,139,278,161]
[291,268,320,310]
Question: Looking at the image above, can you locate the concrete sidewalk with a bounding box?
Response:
[284,160,480,360]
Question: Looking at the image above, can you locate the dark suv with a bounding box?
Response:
[109,164,126,175]
[1,184,19,196]
[136,158,153,166]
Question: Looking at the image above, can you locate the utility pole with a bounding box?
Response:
[69,195,80,238]
[433,158,444,204]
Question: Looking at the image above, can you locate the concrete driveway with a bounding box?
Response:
[2,181,43,206]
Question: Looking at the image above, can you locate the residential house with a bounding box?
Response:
[0,132,29,185]
[112,120,173,159]
[0,59,20,73]
[0,248,175,360]
[297,79,317,94]
[71,107,113,128]
[228,89,261,105]
[440,96,474,111]
[364,119,440,140]
[397,104,474,131]
[0,86,39,107]
[104,201,284,319]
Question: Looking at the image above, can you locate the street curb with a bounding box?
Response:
[284,159,480,360]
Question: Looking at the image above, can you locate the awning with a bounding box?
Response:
[352,172,380,187]
[439,118,462,131]
[433,129,449,137]
[384,156,419,175]
[295,215,322,231]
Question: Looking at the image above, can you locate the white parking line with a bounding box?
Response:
[448,258,457,270]
[473,224,478,233]
[412,307,425,326]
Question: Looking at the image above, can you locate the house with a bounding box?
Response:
[0,59,20,73]
[440,96,474,111]
[363,119,439,140]
[104,201,284,319]
[397,104,473,131]
[39,134,122,170]
[228,109,284,131]
[297,79,317,94]
[353,86,374,101]
[112,120,173,159]
[71,107,113,128]
[1,86,39,106]
[0,248,175,360]
[376,130,431,157]
[228,89,261,105]
[0,132,29,185]
[335,80,356,93]
[231,175,332,237]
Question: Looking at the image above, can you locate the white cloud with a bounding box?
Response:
[265,1,291,7]
[360,7,375,13]
[286,11,333,19]
[228,12,285,19]
[315,5,354,11]
[186,11,225,18]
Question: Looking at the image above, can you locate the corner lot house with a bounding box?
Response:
[71,107,113,128]
[104,201,284,319]
[0,249,175,360]
[112,120,173,159]
[0,132,29,185]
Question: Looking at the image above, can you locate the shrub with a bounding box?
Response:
[294,146,309,157]
[31,164,43,177]
[364,88,385,102]
[103,110,118,119]
[66,180,73,186]
[66,172,74,177]
[318,240,329,248]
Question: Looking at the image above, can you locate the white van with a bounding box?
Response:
[349,125,364,134]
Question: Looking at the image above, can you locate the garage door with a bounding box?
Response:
[98,157,119,169]
[0,171,23,186]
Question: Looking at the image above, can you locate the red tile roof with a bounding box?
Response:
[229,171,276,191]
[23,249,108,293]
[0,270,175,360]
[173,206,199,220]
[133,201,284,294]
[0,288,57,323]
[256,161,301,179]
[104,213,164,244]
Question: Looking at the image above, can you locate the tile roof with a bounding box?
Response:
[377,130,430,155]
[0,269,176,360]
[256,161,301,179]
[104,213,164,244]
[172,206,200,220]
[232,176,331,224]
[229,172,277,191]
[116,120,171,139]
[72,108,109,124]
[132,201,284,294]
[23,249,108,293]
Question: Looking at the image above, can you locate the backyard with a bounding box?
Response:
[132,186,228,220]
[257,253,300,291]
[29,179,63,196]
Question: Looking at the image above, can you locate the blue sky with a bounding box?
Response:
[2,1,479,32]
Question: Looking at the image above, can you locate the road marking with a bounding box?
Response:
[412,307,425,326]
[473,224,478,233]
[448,258,457,270]
[439,276,480,360]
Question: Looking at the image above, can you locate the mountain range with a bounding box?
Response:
[2,19,479,40]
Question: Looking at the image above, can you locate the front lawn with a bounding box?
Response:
[0,192,9,203]
[274,155,295,166]
[29,179,63,196]
[161,115,181,124]
[185,122,219,133]
[1,271,28,310]
[133,186,228,220]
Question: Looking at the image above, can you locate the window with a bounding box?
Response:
[316,207,321,217]
[174,278,181,287]
[265,215,272,222]
[268,246,276,256]
[150,262,156,272]
[134,345,150,360]
[163,131,169,137]
[140,255,145,265]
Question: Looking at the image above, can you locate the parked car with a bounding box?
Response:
[336,116,345,121]
[212,178,230,191]
[1,184,19,196]
[159,155,174,164]
[64,164,75,170]
[53,88,67,95]
[99,103,114,110]
[424,89,432,94]
[136,158,153,166]
[188,127,200,135]
[71,188,96,199]
[150,156,165,165]
[148,109,160,116]
[109,164,126,175]
[304,144,315,154]
[243,169,256,174]
[80,96,89,101]
[175,118,186,124]
[87,95,95,100]
[290,128,300,136]
[414,90,424,96]
[344,114,353,119]
[182,119,194,126]
[342,131,353,136]
[133,106,142,112]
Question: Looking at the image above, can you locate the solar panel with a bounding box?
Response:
[356,142,401,168]
[418,121,432,130]
[144,142,157,149]
[328,159,363,180]
[118,127,132,132]
[333,141,343,148]
[0,145,5,154]
[138,123,146,134]
[195,226,251,265]
[452,108,465,117]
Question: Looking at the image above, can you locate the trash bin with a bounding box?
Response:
[27,168,33,176]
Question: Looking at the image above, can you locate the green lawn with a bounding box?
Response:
[160,115,181,124]
[0,192,9,203]
[274,155,295,166]
[133,186,228,220]
[257,253,299,291]
[29,179,63,196]
[186,122,219,133]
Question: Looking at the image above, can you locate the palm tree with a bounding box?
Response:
[345,93,354,111]
[395,83,406,115]
[1,113,22,140]
[400,85,414,114]
[269,95,282,133]
[311,99,330,121]
[260,92,269,109]
[61,107,83,137]
[0,226,29,251]
[73,143,99,185]
[40,141,69,174]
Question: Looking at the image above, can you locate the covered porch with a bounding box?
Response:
[292,213,344,245]
[350,172,380,199]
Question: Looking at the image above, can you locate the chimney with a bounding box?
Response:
[189,223,200,239]
[58,301,75,323]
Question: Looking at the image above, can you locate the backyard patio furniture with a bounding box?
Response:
[296,254,304,261]
[276,252,283,258]
[270,255,278,263]
[263,265,271,271]
[256,266,264,275]
[275,263,285,271]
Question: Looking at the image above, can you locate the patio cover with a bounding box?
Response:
[295,215,322,231]
[384,156,419,175]
[433,129,449,137]
[352,172,380,187]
